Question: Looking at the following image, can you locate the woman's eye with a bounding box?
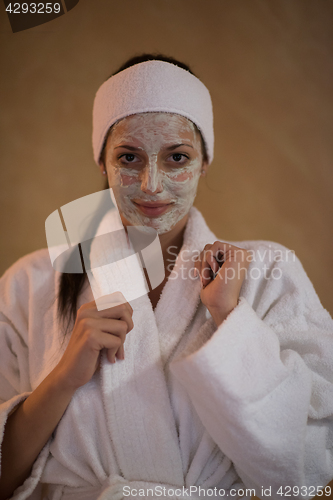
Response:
[169,153,189,163]
[124,154,135,162]
[119,153,139,163]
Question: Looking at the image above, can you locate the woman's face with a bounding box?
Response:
[102,112,207,234]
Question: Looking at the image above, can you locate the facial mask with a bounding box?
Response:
[105,113,203,234]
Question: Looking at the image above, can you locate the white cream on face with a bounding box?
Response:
[104,113,204,234]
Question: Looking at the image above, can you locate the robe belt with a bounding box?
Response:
[49,475,220,500]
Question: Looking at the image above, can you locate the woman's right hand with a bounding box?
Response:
[54,296,134,391]
[0,296,133,499]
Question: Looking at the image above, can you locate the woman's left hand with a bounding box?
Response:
[194,241,251,326]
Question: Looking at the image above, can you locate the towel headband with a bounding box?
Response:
[92,60,214,165]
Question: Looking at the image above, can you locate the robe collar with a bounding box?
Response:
[94,206,216,485]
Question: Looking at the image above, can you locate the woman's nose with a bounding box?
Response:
[140,160,163,195]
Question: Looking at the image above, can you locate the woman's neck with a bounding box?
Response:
[158,213,188,272]
[147,214,189,310]
[121,212,189,273]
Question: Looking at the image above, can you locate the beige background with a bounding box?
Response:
[0,0,332,319]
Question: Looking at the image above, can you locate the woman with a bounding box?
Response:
[0,54,332,500]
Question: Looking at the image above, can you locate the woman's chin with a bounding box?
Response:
[119,203,188,235]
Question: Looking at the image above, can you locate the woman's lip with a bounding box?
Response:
[133,201,173,216]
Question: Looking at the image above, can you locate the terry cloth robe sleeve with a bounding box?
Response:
[0,253,53,500]
[170,245,333,500]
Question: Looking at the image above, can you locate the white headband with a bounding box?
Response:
[92,60,214,165]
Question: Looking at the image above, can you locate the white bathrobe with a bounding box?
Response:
[0,207,332,500]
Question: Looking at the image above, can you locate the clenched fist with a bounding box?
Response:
[54,294,134,391]
[194,241,251,326]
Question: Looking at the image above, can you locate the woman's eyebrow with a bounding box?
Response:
[114,145,142,151]
[114,143,194,151]
[165,143,194,150]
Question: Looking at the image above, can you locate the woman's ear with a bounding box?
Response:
[201,161,209,177]
[99,161,107,176]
